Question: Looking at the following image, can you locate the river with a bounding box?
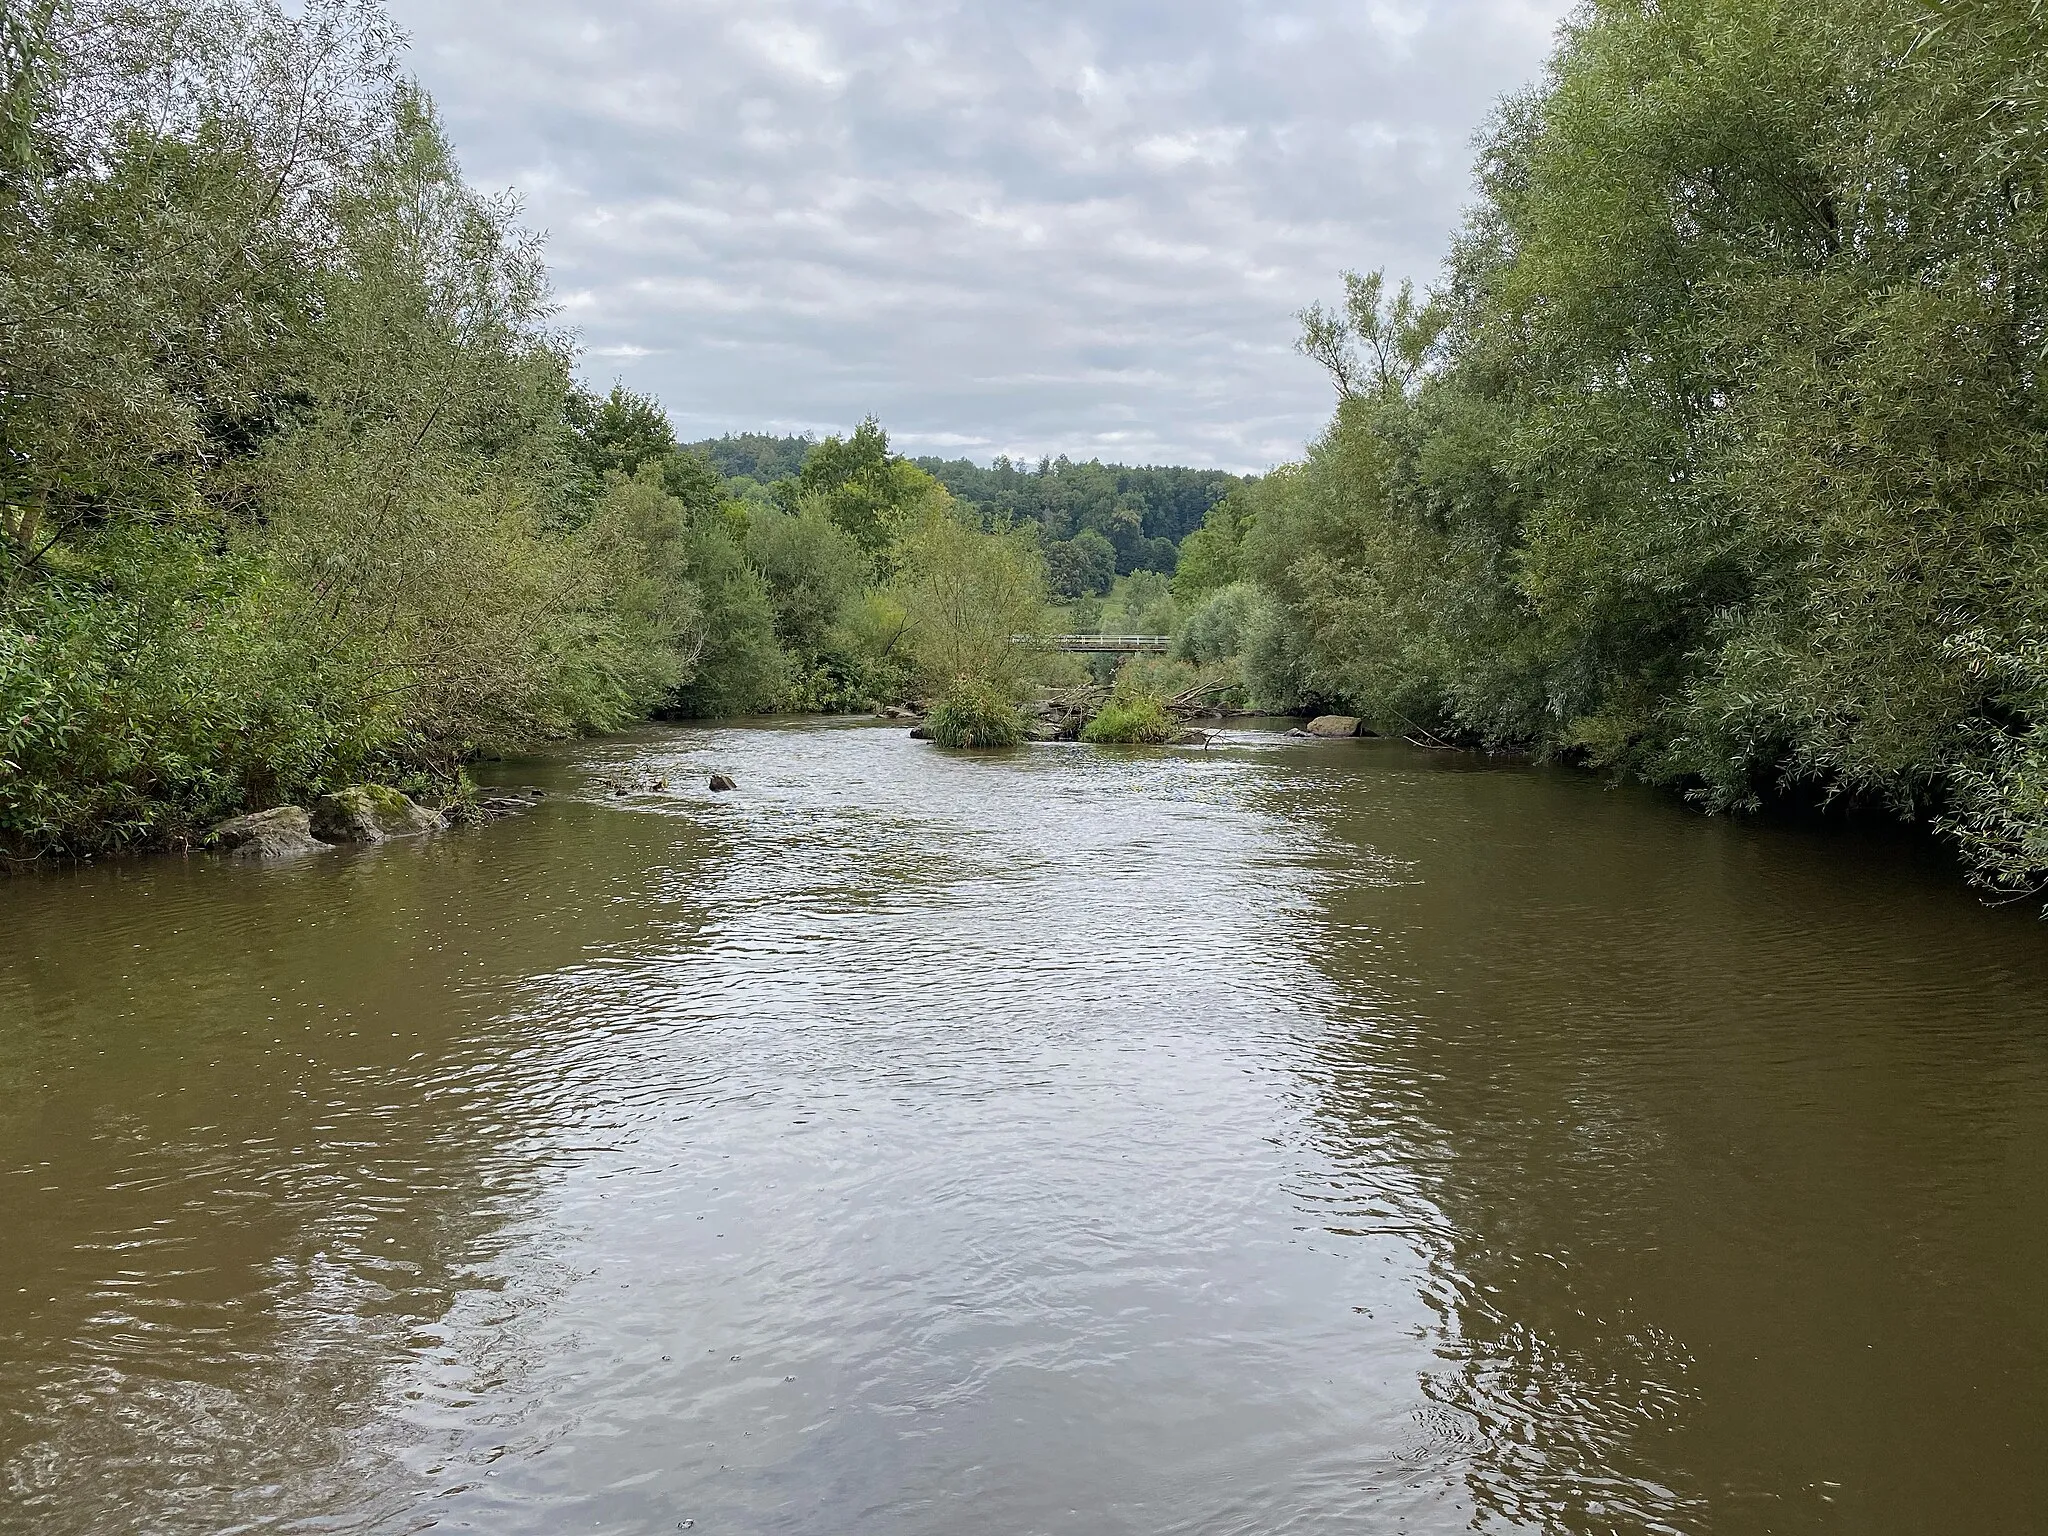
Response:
[2,719,2044,1534]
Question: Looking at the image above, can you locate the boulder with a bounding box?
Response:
[708,773,738,792]
[311,785,444,843]
[1304,715,1365,738]
[208,805,327,861]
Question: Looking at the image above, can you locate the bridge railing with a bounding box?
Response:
[1016,634,1173,654]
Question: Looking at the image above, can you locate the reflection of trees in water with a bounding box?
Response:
[1278,754,2048,1534]
[0,802,725,1535]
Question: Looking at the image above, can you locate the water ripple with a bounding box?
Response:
[3,721,2046,1534]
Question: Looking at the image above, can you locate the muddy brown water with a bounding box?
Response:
[2,720,2045,1535]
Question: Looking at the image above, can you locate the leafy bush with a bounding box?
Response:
[0,534,391,856]
[1081,673,1178,745]
[924,678,1026,749]
[1175,582,1263,666]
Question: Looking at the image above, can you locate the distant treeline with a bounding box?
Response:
[1172,0,2048,899]
[690,433,815,487]
[689,435,1246,594]
[914,457,1246,585]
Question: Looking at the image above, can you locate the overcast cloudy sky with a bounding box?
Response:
[385,0,1573,470]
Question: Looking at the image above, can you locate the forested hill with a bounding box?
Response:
[688,436,1247,584]
[915,457,1247,575]
[690,434,815,486]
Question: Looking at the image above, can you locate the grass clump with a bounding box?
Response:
[925,678,1026,749]
[1080,675,1178,745]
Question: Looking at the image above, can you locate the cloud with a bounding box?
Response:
[389,0,1572,470]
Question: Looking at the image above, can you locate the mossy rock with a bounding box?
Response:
[208,805,328,860]
[311,785,444,843]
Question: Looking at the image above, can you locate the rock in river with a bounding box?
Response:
[1303,715,1365,737]
[311,786,444,843]
[709,774,738,792]
[208,806,328,860]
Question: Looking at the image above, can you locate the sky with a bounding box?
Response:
[386,0,1575,471]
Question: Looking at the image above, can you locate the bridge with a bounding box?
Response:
[1021,634,1173,654]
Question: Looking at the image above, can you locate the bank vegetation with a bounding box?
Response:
[1172,0,2048,899]
[0,0,1057,860]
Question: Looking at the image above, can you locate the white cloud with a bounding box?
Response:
[394,0,1573,470]
[1133,127,1249,170]
[730,16,849,90]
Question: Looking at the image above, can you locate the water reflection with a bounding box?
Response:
[0,795,729,1532]
[1282,746,2048,1533]
[2,721,2044,1535]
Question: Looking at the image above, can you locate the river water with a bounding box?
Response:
[2,720,2044,1535]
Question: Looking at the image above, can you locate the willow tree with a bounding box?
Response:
[1255,0,2048,895]
[894,503,1051,696]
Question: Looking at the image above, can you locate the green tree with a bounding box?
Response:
[789,417,944,558]
[1170,490,1255,602]
[565,385,726,511]
[893,501,1050,694]
[747,507,868,660]
[1102,570,1176,637]
[666,521,783,717]
[567,384,676,483]
[1046,528,1116,598]
[745,503,881,709]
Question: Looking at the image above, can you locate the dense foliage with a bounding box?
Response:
[918,456,1247,592]
[0,0,634,858]
[1204,0,2048,897]
[688,432,815,486]
[0,0,1053,861]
